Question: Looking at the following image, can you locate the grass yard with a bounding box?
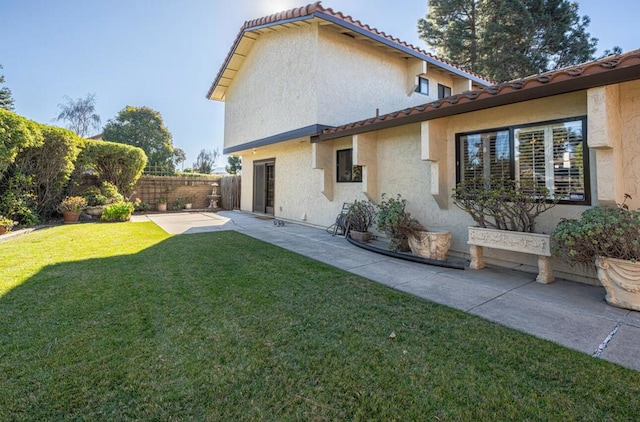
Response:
[1,223,639,420]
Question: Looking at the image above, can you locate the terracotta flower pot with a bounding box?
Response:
[350,230,372,243]
[62,211,81,224]
[0,226,7,235]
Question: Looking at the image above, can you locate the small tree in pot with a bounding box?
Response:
[453,177,559,281]
[452,177,558,233]
[345,199,377,242]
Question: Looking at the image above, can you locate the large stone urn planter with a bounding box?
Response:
[467,227,553,283]
[84,206,104,218]
[596,257,640,311]
[408,230,451,261]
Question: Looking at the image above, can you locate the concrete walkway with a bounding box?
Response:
[131,210,640,371]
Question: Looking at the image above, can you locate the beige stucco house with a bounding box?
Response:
[207,2,640,284]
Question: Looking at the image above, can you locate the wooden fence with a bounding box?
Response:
[220,175,241,210]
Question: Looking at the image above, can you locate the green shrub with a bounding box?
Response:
[82,186,108,206]
[552,197,640,264]
[11,125,82,218]
[134,201,151,212]
[0,109,44,176]
[73,140,147,195]
[101,181,124,203]
[101,201,134,222]
[0,174,40,226]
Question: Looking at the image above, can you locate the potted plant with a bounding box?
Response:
[453,177,558,282]
[157,197,168,212]
[375,193,451,259]
[0,215,17,235]
[345,199,377,242]
[376,194,412,252]
[552,195,640,310]
[58,196,88,224]
[82,186,108,217]
[403,218,451,261]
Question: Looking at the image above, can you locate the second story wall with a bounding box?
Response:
[315,26,440,126]
[224,24,319,150]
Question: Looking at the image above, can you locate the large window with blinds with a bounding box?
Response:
[456,117,589,204]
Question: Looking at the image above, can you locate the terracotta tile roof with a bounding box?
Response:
[207,2,493,100]
[315,49,640,141]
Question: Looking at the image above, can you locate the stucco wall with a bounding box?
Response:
[316,27,453,125]
[223,22,474,153]
[621,79,640,209]
[240,137,370,227]
[224,25,318,150]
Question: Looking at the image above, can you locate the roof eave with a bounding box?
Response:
[206,6,493,101]
[315,12,492,87]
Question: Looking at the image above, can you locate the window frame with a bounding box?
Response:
[455,116,590,205]
[416,76,429,95]
[437,83,452,99]
[336,148,362,183]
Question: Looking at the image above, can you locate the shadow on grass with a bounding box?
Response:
[1,231,640,420]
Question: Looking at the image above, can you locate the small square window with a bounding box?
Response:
[438,83,452,99]
[337,149,362,183]
[416,77,429,95]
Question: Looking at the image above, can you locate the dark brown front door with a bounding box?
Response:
[253,159,275,215]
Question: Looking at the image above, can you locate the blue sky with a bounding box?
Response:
[1,0,638,167]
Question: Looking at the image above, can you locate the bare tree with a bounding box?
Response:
[193,148,220,174]
[55,93,101,138]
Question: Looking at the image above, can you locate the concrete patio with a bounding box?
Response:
[131,210,640,371]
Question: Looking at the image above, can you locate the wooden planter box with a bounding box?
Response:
[467,227,553,283]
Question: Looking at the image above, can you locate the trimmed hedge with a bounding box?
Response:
[0,109,147,224]
[73,140,147,196]
[11,125,82,218]
[0,108,43,176]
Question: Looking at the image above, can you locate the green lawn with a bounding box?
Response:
[1,223,639,420]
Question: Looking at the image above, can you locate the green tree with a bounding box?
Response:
[55,93,101,138]
[226,155,242,175]
[193,148,219,174]
[600,46,623,58]
[0,65,15,111]
[173,147,187,170]
[102,106,175,174]
[418,0,598,82]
